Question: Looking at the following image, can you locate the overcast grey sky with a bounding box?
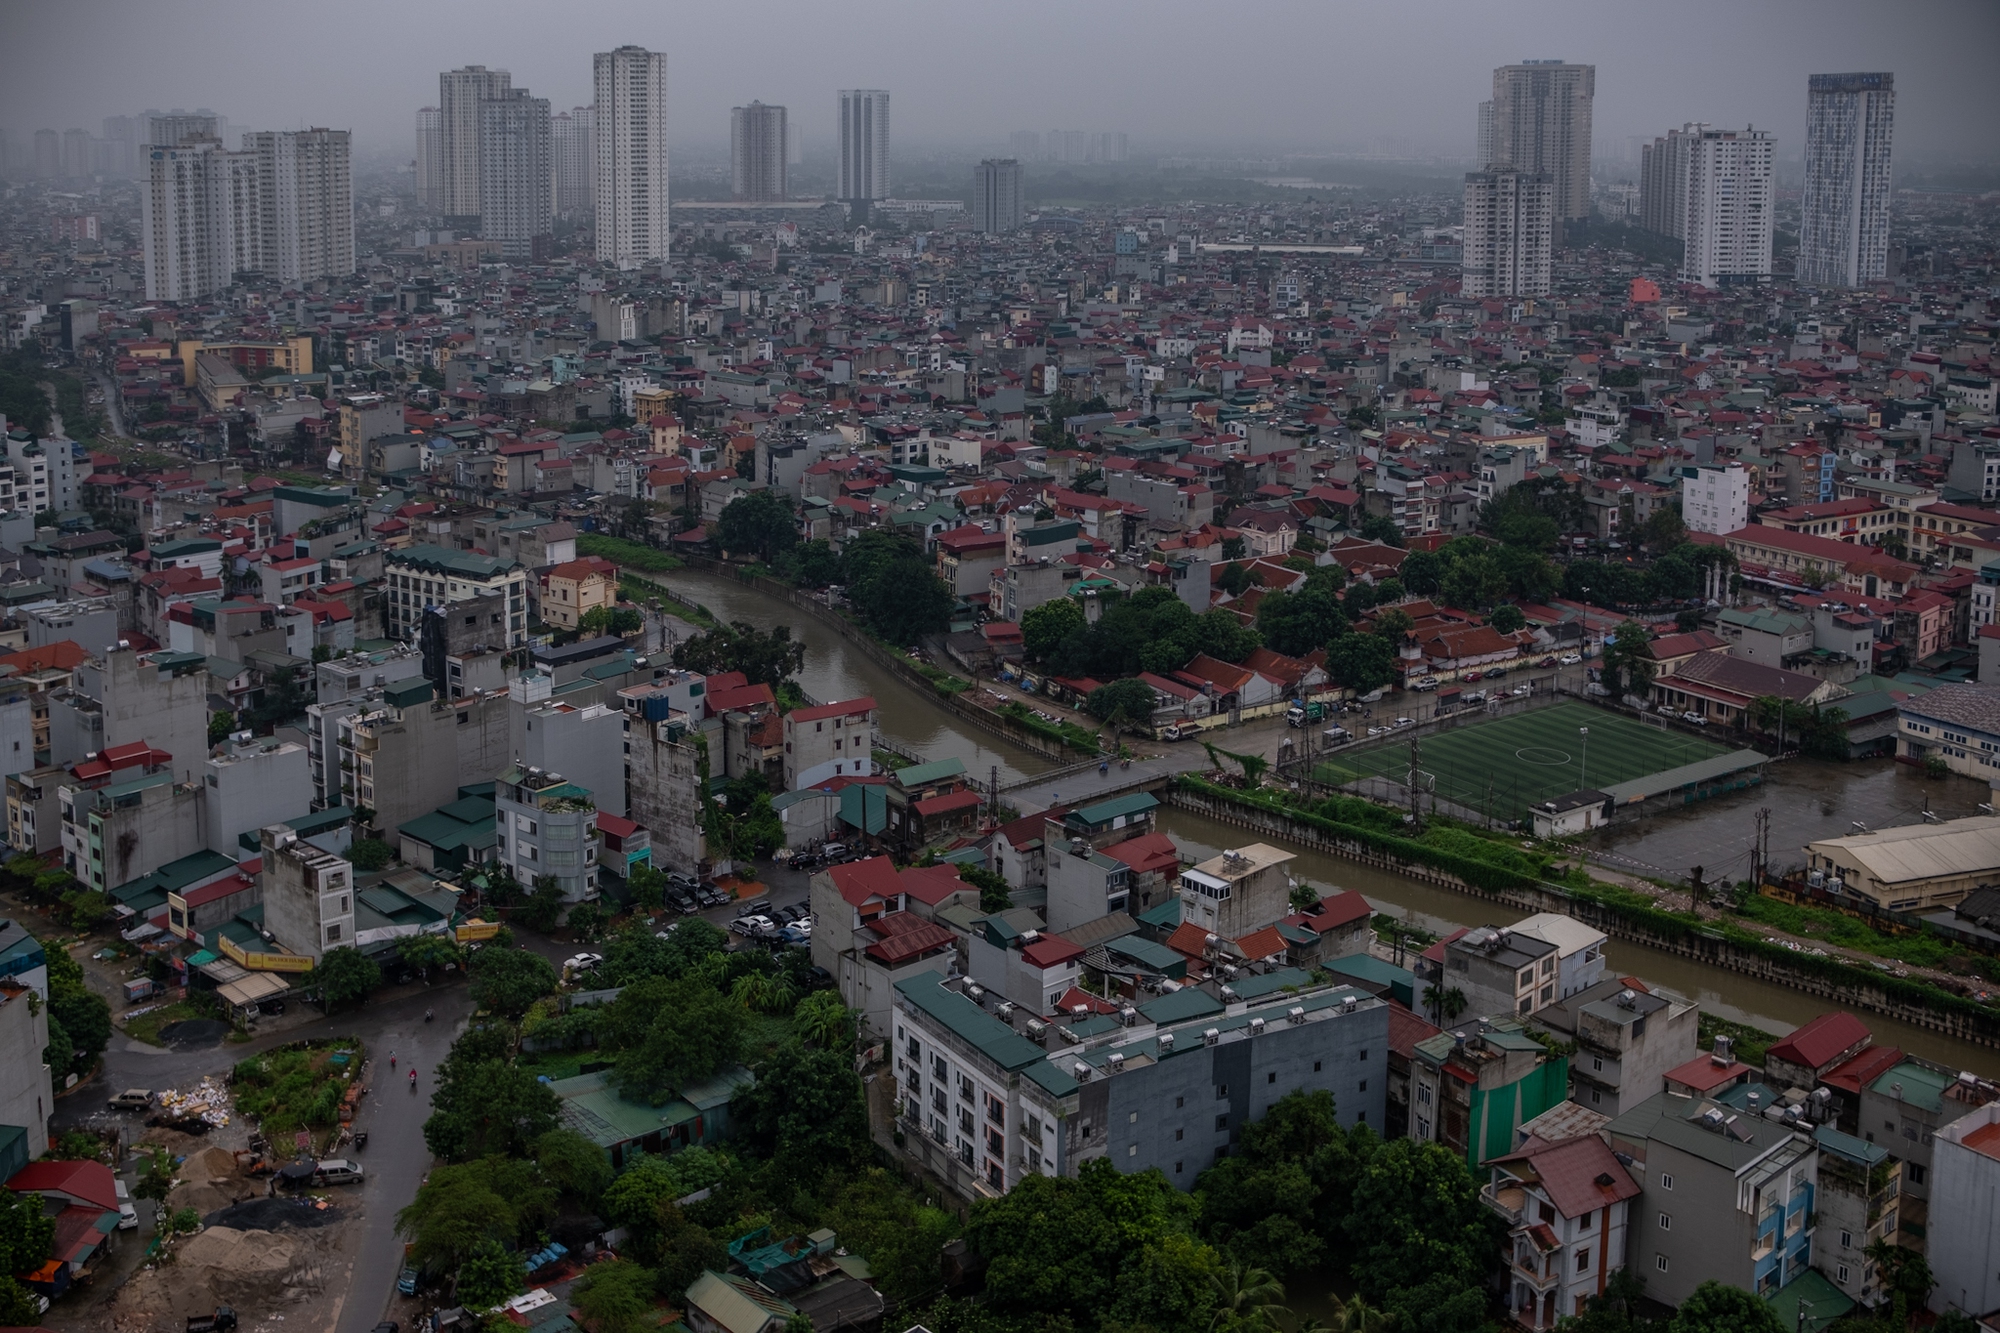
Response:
[4,0,1995,165]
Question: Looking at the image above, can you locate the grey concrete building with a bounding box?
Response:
[514,695,626,818]
[337,679,511,836]
[1811,1124,1901,1308]
[891,971,1387,1200]
[259,824,355,963]
[619,686,706,875]
[1437,923,1561,1020]
[1927,1102,2000,1321]
[1546,979,1699,1116]
[60,648,211,783]
[201,735,312,858]
[63,766,202,893]
[0,970,51,1160]
[1857,1056,1997,1252]
[1606,1085,1820,1310]
[494,765,600,903]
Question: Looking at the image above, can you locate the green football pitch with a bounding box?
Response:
[1312,701,1731,823]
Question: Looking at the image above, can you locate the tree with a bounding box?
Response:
[1642,505,1688,555]
[1022,597,1086,661]
[45,944,110,1078]
[717,489,798,565]
[395,1157,554,1273]
[1666,1280,1785,1333]
[826,1169,962,1307]
[0,1186,53,1324]
[1865,1238,1934,1330]
[1324,633,1397,694]
[1256,586,1350,657]
[676,620,807,689]
[611,978,748,1104]
[1489,604,1526,634]
[793,991,856,1050]
[1397,549,1443,596]
[423,1056,563,1161]
[580,604,644,638]
[790,538,843,588]
[397,933,461,978]
[731,1042,871,1183]
[844,531,955,645]
[1216,562,1256,596]
[568,901,609,943]
[1600,619,1656,699]
[468,946,557,1018]
[1208,1261,1287,1332]
[512,875,569,934]
[455,1237,526,1309]
[958,863,1012,912]
[348,837,392,871]
[309,946,381,1013]
[533,1127,614,1210]
[573,1259,660,1333]
[1356,514,1402,547]
[1343,1138,1498,1305]
[967,1160,1206,1325]
[1085,678,1161,727]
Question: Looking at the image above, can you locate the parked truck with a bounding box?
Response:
[187,1308,237,1333]
[1285,700,1326,727]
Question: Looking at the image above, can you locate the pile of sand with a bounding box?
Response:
[166,1146,255,1215]
[112,1227,327,1329]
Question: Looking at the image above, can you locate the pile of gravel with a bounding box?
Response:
[202,1197,343,1231]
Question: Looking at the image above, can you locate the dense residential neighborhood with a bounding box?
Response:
[0,27,1997,1333]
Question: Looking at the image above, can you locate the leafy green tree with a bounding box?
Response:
[0,1185,53,1322]
[1397,549,1443,596]
[1489,603,1526,634]
[568,901,609,943]
[1324,633,1398,694]
[1196,1091,1365,1274]
[1256,586,1350,657]
[675,620,807,689]
[45,943,110,1077]
[625,864,668,913]
[731,1041,870,1185]
[1440,552,1508,610]
[533,1127,614,1210]
[1600,619,1656,699]
[717,489,799,564]
[512,875,569,934]
[1865,1237,1934,1330]
[601,1147,728,1240]
[423,1056,563,1161]
[455,1237,525,1309]
[1642,505,1688,555]
[1220,536,1248,562]
[395,1156,554,1272]
[468,945,557,1018]
[792,990,856,1049]
[789,538,843,588]
[348,837,393,871]
[573,1259,660,1333]
[397,932,461,978]
[1666,1280,1785,1333]
[579,604,645,638]
[308,946,381,1013]
[956,863,1012,912]
[1343,1138,1498,1305]
[1216,561,1256,596]
[1356,514,1402,546]
[612,978,748,1104]
[826,1168,963,1306]
[1208,1261,1287,1332]
[59,888,114,932]
[1085,678,1161,726]
[1022,597,1086,661]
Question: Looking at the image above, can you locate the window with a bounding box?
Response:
[1215,1114,1229,1131]
[1175,1128,1184,1141]
[1175,1161,1183,1174]
[1839,1229,1852,1249]
[1174,1095,1184,1109]
[1838,1264,1850,1284]
[1579,1211,1594,1232]
[1908,1164,1926,1186]
[1658,1212,1671,1231]
[1216,1084,1227,1099]
[1656,1255,1669,1273]
[1660,1173,1673,1191]
[958,1107,974,1136]
[1268,1072,1276,1085]
[326,924,342,942]
[1313,1061,1322,1073]
[1128,1144,1137,1158]
[1129,1111,1138,1123]
[1575,1250,1590,1273]
[1592,1057,1604,1072]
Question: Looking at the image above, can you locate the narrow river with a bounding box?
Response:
[668,570,1058,787]
[665,570,2000,1077]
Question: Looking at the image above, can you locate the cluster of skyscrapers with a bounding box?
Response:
[139,115,354,302]
[1007,129,1128,165]
[1466,62,1896,297]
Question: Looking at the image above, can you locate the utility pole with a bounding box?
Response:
[1752,806,1771,887]
[989,763,1000,825]
[1407,736,1424,831]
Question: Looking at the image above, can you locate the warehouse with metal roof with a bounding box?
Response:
[1805,814,2000,911]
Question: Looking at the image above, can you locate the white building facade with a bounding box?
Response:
[594,46,669,269]
[1681,462,1750,536]
[1462,169,1553,298]
[837,89,891,203]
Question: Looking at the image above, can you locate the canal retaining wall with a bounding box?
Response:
[1165,780,2000,1049]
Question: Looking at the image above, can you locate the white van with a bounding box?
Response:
[314,1159,365,1185]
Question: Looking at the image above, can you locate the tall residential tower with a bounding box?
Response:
[1461,169,1552,298]
[1488,61,1593,241]
[438,65,511,228]
[1798,72,1894,287]
[244,129,355,285]
[837,89,890,203]
[973,158,1023,234]
[478,90,552,260]
[553,106,595,217]
[730,101,788,202]
[594,45,669,269]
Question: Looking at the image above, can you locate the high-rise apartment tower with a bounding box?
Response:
[1461,169,1552,298]
[974,158,1023,234]
[553,107,595,216]
[594,46,670,269]
[1488,61,1593,240]
[243,129,355,285]
[478,90,552,261]
[438,65,511,227]
[415,107,442,212]
[731,102,788,202]
[837,89,890,202]
[1798,72,1894,287]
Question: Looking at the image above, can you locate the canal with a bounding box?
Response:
[1160,809,2000,1078]
[662,569,2000,1077]
[669,569,1058,787]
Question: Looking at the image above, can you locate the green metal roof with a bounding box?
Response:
[893,757,967,787]
[389,543,520,579]
[1068,791,1160,829]
[1598,749,1767,805]
[1137,986,1225,1025]
[1812,1124,1889,1165]
[1226,967,1315,1000]
[894,974,1047,1072]
[1763,1267,1854,1333]
[108,850,236,908]
[1871,1060,1954,1113]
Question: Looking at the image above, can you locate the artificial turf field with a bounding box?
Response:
[1312,700,1732,823]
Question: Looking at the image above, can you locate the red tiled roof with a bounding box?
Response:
[1022,935,1086,969]
[788,697,876,724]
[8,1160,118,1212]
[1234,925,1287,961]
[1821,1045,1904,1096]
[827,856,903,908]
[1165,921,1211,960]
[913,789,983,819]
[863,914,956,964]
[1766,1012,1871,1071]
[898,863,972,907]
[1663,1053,1754,1094]
[1494,1134,1641,1220]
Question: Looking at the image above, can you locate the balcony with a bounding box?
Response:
[1481,1182,1528,1227]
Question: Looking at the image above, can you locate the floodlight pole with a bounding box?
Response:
[1579,726,1590,790]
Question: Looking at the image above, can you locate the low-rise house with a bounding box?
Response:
[1764,1012,1873,1092]
[1811,1124,1901,1309]
[1409,1017,1570,1165]
[549,1066,753,1170]
[1482,1132,1641,1330]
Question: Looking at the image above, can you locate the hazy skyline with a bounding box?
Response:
[5,0,1997,168]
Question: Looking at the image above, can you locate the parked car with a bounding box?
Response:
[1539,656,1558,668]
[779,924,813,945]
[1410,676,1439,691]
[115,1178,137,1230]
[562,953,604,976]
[1392,716,1415,728]
[741,898,773,917]
[1682,711,1709,726]
[108,1088,153,1111]
[730,915,775,936]
[1559,653,1583,666]
[397,1268,419,1297]
[667,872,700,891]
[313,1159,365,1185]
[804,965,834,990]
[1461,670,1482,682]
[1486,666,1508,680]
[1512,684,1531,697]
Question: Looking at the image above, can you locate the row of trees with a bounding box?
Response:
[718,495,958,647]
[1023,585,1262,681]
